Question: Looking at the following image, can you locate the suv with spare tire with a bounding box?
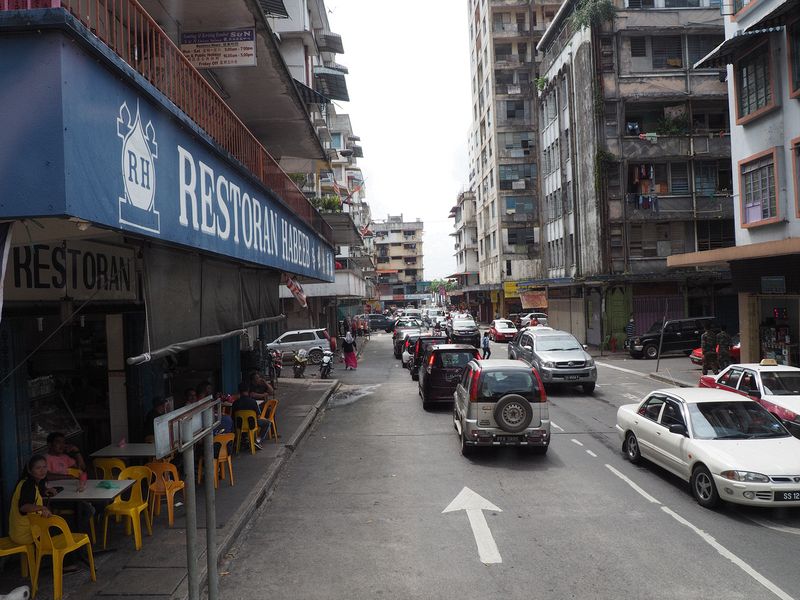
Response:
[453,359,550,456]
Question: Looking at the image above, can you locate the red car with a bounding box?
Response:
[689,336,740,366]
[488,319,518,342]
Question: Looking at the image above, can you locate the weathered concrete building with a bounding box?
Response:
[373,215,425,305]
[535,0,737,345]
[448,191,482,311]
[668,0,800,366]
[466,0,561,318]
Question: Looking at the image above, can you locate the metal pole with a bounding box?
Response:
[181,420,199,600]
[203,410,219,600]
[656,298,668,373]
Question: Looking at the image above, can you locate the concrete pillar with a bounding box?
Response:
[738,293,759,363]
[220,336,241,393]
[106,314,128,442]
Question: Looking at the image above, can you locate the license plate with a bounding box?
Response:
[565,375,580,381]
[496,435,521,444]
[775,491,800,501]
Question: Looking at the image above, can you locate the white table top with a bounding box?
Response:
[90,443,155,458]
[48,479,135,502]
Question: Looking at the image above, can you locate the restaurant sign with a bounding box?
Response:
[180,29,257,69]
[4,241,137,301]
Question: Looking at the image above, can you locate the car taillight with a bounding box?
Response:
[533,368,547,403]
[469,371,481,402]
[428,354,435,367]
[405,340,410,349]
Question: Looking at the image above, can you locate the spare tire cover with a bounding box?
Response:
[493,394,533,433]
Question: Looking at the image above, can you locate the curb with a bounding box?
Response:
[649,372,693,388]
[180,380,341,599]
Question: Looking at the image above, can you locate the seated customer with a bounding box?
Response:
[249,371,273,401]
[183,387,198,406]
[46,431,86,479]
[231,382,270,450]
[143,396,167,442]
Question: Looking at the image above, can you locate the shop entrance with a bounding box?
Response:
[758,297,800,366]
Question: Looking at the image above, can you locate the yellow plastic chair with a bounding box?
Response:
[199,433,235,488]
[29,514,96,600]
[146,462,185,527]
[234,410,260,455]
[92,457,126,480]
[0,537,34,580]
[260,399,279,443]
[102,466,153,551]
[66,467,81,478]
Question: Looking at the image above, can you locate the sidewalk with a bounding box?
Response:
[0,377,339,600]
[590,350,701,388]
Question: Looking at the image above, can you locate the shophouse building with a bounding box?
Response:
[668,0,800,365]
[466,0,561,319]
[535,0,737,345]
[0,0,335,521]
[373,215,425,307]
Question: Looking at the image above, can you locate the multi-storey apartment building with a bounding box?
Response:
[536,0,737,345]
[467,0,561,318]
[668,0,800,365]
[373,215,425,306]
[448,191,481,310]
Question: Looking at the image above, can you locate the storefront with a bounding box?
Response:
[0,20,334,524]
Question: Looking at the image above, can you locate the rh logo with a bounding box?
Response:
[118,101,160,233]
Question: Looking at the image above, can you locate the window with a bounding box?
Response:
[696,220,735,251]
[789,20,800,97]
[627,0,654,6]
[652,37,683,69]
[495,42,512,60]
[670,163,689,194]
[735,43,773,122]
[506,99,527,120]
[330,133,343,149]
[630,37,647,58]
[688,35,724,67]
[740,151,777,225]
[639,396,666,421]
[506,260,512,276]
[719,368,742,389]
[296,332,315,342]
[665,0,699,6]
[695,160,732,195]
[794,140,800,217]
[660,399,686,428]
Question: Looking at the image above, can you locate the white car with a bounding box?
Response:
[520,312,548,327]
[616,388,800,508]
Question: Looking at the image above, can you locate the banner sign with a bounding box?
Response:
[285,276,307,308]
[521,291,548,310]
[181,29,256,68]
[0,36,334,283]
[503,281,519,298]
[4,241,137,301]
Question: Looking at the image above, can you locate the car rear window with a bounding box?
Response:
[435,351,478,368]
[479,370,540,402]
[453,320,475,327]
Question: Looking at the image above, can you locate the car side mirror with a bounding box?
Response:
[668,424,687,436]
[750,390,761,399]
[582,344,588,351]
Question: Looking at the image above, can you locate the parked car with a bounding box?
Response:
[690,336,741,366]
[423,308,444,326]
[488,319,518,342]
[388,317,423,336]
[394,329,423,359]
[520,312,548,327]
[629,317,717,359]
[616,387,800,508]
[447,318,481,348]
[698,360,800,437]
[508,329,596,393]
[408,334,449,381]
[367,313,393,331]
[399,332,422,364]
[419,344,480,409]
[267,329,331,364]
[454,359,550,456]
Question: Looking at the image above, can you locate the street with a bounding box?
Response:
[220,333,800,600]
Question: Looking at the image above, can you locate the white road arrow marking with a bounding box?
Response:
[442,487,502,564]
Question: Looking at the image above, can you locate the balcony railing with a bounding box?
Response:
[620,193,733,221]
[1,0,333,244]
[621,134,730,160]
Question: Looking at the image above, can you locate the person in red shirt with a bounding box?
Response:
[45,431,86,480]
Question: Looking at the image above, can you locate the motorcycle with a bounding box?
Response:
[293,349,308,378]
[270,348,283,381]
[319,349,334,379]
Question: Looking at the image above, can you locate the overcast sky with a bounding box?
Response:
[326,0,472,281]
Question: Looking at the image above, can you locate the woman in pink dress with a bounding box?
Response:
[342,332,358,370]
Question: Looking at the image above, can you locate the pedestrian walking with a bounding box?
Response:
[624,316,635,349]
[716,324,733,370]
[342,331,358,370]
[701,323,718,375]
[481,332,491,359]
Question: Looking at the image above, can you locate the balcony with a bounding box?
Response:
[492,23,530,37]
[501,212,538,225]
[620,134,730,160]
[618,194,734,221]
[494,82,534,96]
[1,0,334,244]
[494,54,532,68]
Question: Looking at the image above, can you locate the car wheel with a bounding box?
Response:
[493,395,533,433]
[411,372,419,381]
[453,408,459,431]
[691,465,720,508]
[582,382,596,394]
[644,344,658,360]
[308,349,323,365]
[460,430,474,457]
[625,432,641,463]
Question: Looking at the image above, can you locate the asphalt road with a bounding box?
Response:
[220,333,800,600]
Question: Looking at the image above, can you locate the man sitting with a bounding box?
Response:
[249,371,273,402]
[231,382,270,450]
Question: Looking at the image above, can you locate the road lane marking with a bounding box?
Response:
[739,514,800,536]
[661,506,795,600]
[586,450,597,457]
[623,393,640,401]
[595,361,649,377]
[443,487,502,564]
[605,464,662,504]
[551,421,564,431]
[571,439,584,447]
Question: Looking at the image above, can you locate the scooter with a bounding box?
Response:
[0,587,30,600]
[293,349,308,378]
[319,349,334,379]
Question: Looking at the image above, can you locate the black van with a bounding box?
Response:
[629,317,717,359]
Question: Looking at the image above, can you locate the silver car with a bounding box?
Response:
[508,329,597,394]
[454,359,550,456]
[267,328,331,364]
